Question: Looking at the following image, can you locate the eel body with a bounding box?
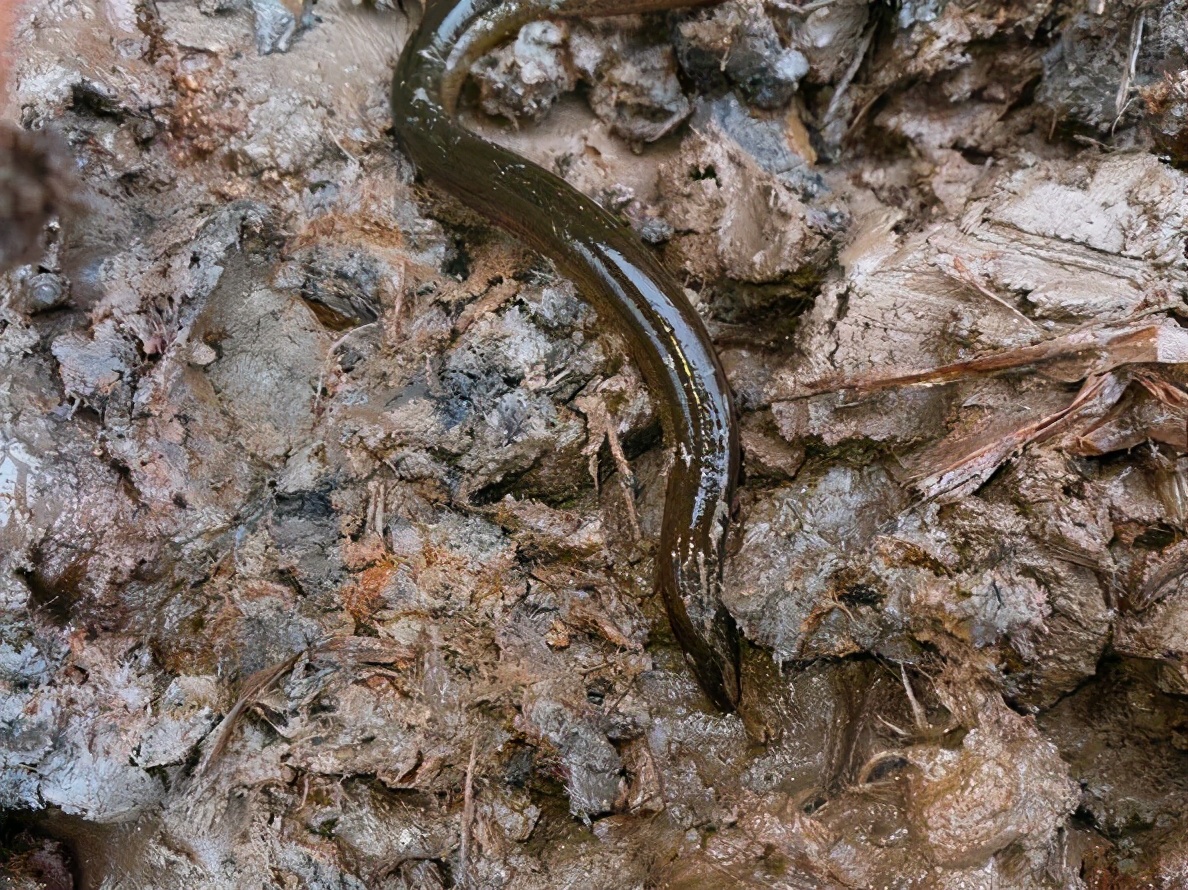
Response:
[392,0,741,711]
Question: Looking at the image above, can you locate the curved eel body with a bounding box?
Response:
[392,0,741,710]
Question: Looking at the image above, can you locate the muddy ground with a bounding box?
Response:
[1,0,1188,888]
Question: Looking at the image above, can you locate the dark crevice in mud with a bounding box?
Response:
[0,809,154,890]
[1039,656,1188,844]
[18,562,81,627]
[0,812,79,890]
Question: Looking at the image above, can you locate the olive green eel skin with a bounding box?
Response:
[391,0,740,711]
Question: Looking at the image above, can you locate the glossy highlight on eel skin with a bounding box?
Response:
[391,0,741,711]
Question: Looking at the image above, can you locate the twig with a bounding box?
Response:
[856,749,908,785]
[313,321,378,417]
[900,664,928,732]
[912,372,1124,499]
[196,651,303,777]
[366,478,387,541]
[797,321,1188,399]
[936,257,1040,329]
[459,738,479,889]
[195,637,417,778]
[823,20,875,127]
[876,714,910,737]
[1113,11,1145,130]
[576,385,642,541]
[773,0,843,13]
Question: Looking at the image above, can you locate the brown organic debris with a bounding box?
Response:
[799,319,1188,498]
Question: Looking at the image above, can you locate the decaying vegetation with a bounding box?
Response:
[2,1,1188,887]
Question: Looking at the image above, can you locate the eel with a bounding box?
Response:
[391,0,741,711]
